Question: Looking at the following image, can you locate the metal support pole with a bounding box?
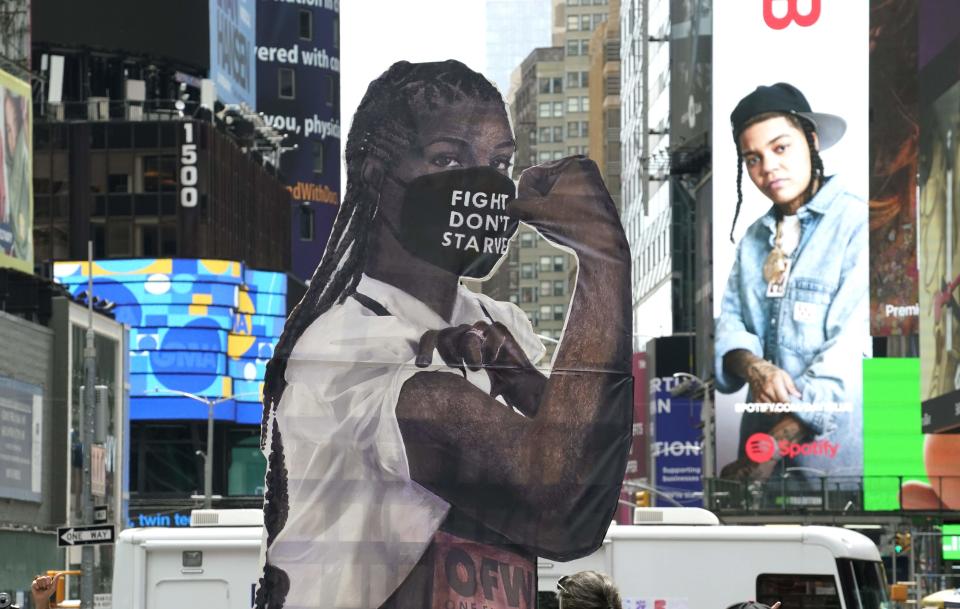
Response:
[204,399,214,509]
[82,241,96,609]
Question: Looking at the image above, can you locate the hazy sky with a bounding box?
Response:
[339,0,488,185]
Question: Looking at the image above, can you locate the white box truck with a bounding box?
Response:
[113,508,889,609]
[112,509,262,609]
[537,508,890,609]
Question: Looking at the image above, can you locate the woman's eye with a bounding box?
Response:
[745,157,758,167]
[431,155,462,168]
[491,158,512,171]
[775,144,787,153]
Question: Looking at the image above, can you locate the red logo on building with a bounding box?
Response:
[745,433,777,463]
[763,0,821,30]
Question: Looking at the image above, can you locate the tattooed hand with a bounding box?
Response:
[723,349,801,404]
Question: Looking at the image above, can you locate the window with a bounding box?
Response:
[567,15,579,30]
[553,126,563,142]
[539,127,552,143]
[553,305,565,321]
[520,287,537,303]
[521,263,535,279]
[553,150,563,160]
[299,10,312,39]
[539,255,552,272]
[581,96,590,112]
[312,141,324,175]
[540,280,552,297]
[539,305,552,319]
[568,145,580,155]
[553,280,565,296]
[538,151,552,163]
[327,75,336,106]
[566,40,580,56]
[581,121,589,137]
[553,255,565,271]
[142,156,176,192]
[567,121,579,138]
[299,205,315,241]
[567,97,579,113]
[756,573,841,609]
[566,0,579,4]
[567,71,589,89]
[539,102,551,118]
[553,101,564,117]
[279,68,296,99]
[509,294,519,304]
[333,16,339,49]
[520,232,535,248]
[539,78,552,94]
[581,14,591,30]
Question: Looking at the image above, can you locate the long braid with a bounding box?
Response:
[801,122,825,202]
[255,60,502,609]
[731,141,745,243]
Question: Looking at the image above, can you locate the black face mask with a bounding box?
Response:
[383,166,518,279]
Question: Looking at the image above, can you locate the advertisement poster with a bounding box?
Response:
[54,259,286,425]
[254,61,632,609]
[712,2,870,486]
[209,0,256,108]
[864,358,960,511]
[0,69,31,273]
[257,1,341,280]
[0,376,42,503]
[918,0,960,434]
[652,378,703,508]
[869,0,919,336]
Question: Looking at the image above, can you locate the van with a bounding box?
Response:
[112,509,262,609]
[537,508,890,609]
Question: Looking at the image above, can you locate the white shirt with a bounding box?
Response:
[262,274,545,609]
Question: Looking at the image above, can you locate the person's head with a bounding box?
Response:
[556,571,622,609]
[260,60,508,436]
[725,602,777,609]
[729,83,844,241]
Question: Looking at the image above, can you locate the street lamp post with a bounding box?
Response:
[151,389,259,508]
[670,372,714,504]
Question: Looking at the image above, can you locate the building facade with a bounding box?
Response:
[257,0,341,281]
[621,0,672,348]
[485,0,552,97]
[588,0,621,211]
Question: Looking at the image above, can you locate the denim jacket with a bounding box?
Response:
[715,176,870,437]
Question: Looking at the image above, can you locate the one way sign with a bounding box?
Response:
[57,524,115,547]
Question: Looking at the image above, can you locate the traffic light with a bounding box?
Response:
[895,532,912,554]
[635,490,651,507]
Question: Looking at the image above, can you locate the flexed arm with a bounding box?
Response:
[396,157,632,560]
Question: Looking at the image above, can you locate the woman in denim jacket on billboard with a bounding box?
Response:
[715,83,869,482]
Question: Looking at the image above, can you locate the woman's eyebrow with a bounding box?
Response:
[742,133,790,155]
[423,136,469,148]
[494,139,516,150]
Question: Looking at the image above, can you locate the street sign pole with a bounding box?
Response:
[82,241,96,609]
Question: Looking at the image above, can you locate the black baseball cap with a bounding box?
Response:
[731,82,846,150]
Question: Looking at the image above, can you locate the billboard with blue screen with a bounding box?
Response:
[54,259,285,424]
[210,0,256,108]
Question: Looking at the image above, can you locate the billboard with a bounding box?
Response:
[0,69,32,273]
[869,0,919,336]
[210,0,256,108]
[257,1,341,280]
[0,376,42,503]
[712,2,870,487]
[943,524,960,560]
[864,358,960,511]
[652,377,703,508]
[54,259,286,424]
[254,61,632,609]
[919,0,960,434]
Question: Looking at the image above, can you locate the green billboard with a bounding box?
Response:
[863,358,924,510]
[943,524,960,560]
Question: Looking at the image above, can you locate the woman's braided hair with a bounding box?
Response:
[253,60,503,609]
[730,112,826,242]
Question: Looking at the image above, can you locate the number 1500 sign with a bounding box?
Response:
[180,122,199,208]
